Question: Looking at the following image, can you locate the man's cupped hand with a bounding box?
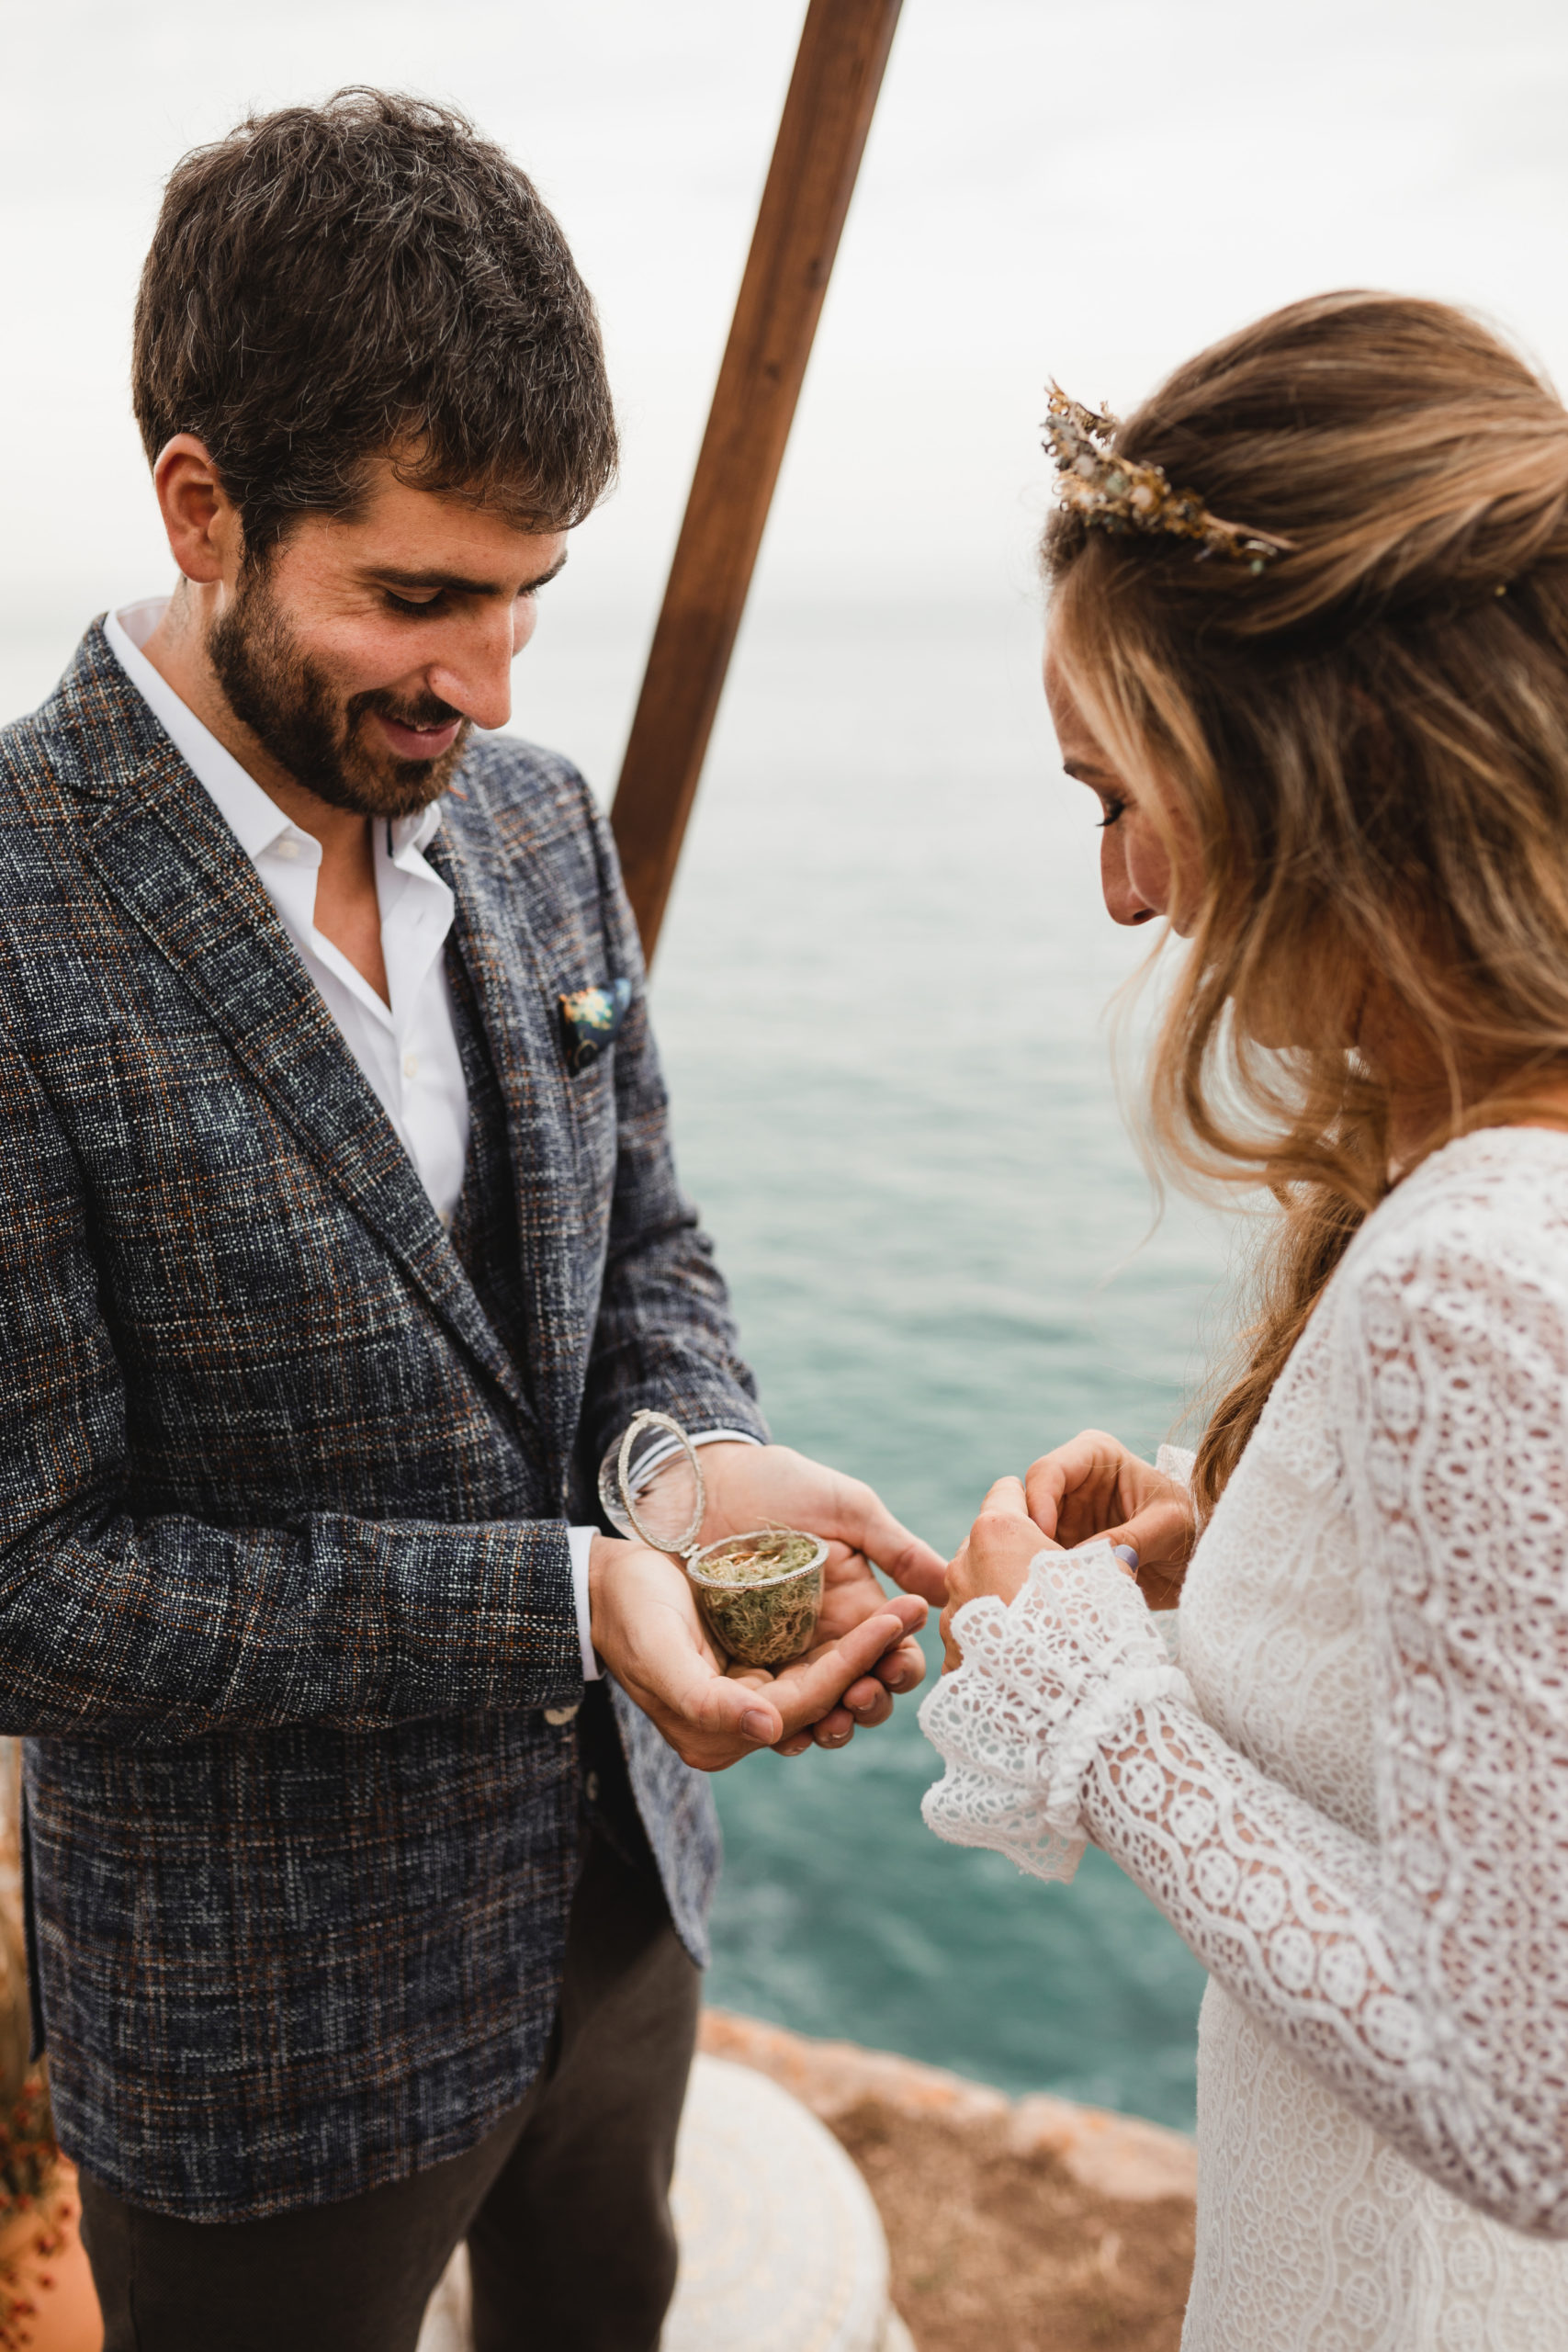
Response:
[589,1442,946,1770]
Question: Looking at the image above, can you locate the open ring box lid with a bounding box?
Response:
[598,1410,828,1668]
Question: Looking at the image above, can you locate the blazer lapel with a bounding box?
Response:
[428,802,589,1502]
[45,629,530,1419]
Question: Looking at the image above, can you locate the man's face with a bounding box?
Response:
[208,461,569,819]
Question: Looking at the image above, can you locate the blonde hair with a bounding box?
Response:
[1043,292,1568,1516]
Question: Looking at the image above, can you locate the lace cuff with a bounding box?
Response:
[1155,1442,1196,1487]
[920,1542,1195,1883]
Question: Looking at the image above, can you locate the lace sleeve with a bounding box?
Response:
[920,1221,1568,2235]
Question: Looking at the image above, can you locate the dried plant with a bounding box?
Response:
[0,2072,73,2350]
[689,1532,825,1667]
[0,1747,67,2348]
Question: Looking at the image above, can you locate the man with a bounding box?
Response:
[0,90,943,2349]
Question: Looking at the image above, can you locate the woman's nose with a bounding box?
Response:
[1100,829,1159,925]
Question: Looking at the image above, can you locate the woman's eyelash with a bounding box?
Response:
[1096,797,1128,830]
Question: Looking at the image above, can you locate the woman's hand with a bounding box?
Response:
[1025,1430,1195,1609]
[939,1476,1058,1673]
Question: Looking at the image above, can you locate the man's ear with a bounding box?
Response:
[152,435,243,587]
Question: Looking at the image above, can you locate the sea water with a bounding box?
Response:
[635,595,1230,2132]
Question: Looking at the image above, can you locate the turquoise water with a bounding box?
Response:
[640,596,1232,2132]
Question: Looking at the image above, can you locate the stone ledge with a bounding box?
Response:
[698,2008,1197,2204]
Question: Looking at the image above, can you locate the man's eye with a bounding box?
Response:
[387,590,441,614]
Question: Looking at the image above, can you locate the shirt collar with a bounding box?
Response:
[104,596,446,863]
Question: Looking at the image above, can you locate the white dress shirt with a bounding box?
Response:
[107,599,471,1220]
[105,597,603,1680]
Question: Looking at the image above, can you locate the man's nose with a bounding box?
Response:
[425,609,521,732]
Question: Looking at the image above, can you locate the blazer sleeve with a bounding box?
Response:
[0,1016,582,1743]
[572,791,770,1479]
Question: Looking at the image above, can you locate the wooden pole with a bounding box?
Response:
[611,0,904,960]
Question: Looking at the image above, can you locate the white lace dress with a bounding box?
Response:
[921,1129,1568,2350]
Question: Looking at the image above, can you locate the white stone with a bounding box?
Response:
[418,2055,908,2352]
[664,2056,897,2352]
[416,2247,469,2352]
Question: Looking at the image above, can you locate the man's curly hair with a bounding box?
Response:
[133,87,617,552]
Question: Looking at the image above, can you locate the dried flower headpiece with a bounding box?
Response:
[1043,383,1292,573]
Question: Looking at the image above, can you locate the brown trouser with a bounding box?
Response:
[78,1827,701,2352]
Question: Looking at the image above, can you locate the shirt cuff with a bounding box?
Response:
[568,1525,602,1682]
[631,1425,764,1483]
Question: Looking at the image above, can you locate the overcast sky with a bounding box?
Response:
[5,0,1568,675]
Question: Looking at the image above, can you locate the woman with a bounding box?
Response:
[920,293,1568,2349]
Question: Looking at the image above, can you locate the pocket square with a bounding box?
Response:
[559,978,632,1072]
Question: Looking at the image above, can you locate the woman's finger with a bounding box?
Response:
[1100,1498,1195,1606]
[1100,1495,1193,1562]
[978,1473,1031,1519]
[1024,1429,1129,1536]
[953,1503,1051,1618]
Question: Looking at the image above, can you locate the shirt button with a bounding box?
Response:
[584,1770,601,1803]
[272,839,300,862]
[543,1702,580,1726]
[402,1052,419,1079]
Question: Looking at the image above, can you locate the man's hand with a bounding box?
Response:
[588,1532,927,1771]
[1024,1430,1194,1609]
[671,1442,946,1756]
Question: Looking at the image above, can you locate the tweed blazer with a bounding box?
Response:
[0,624,768,2220]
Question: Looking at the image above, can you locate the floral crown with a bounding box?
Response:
[1043,383,1291,573]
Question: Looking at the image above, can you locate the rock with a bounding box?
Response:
[419,2012,1197,2346]
[699,2008,1197,2204]
[1009,2091,1198,2202]
[416,2245,469,2352]
[664,2055,903,2352]
[700,2008,1011,2132]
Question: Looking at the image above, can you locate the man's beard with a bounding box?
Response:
[208,564,471,820]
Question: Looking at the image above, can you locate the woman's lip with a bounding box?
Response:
[376,713,463,760]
